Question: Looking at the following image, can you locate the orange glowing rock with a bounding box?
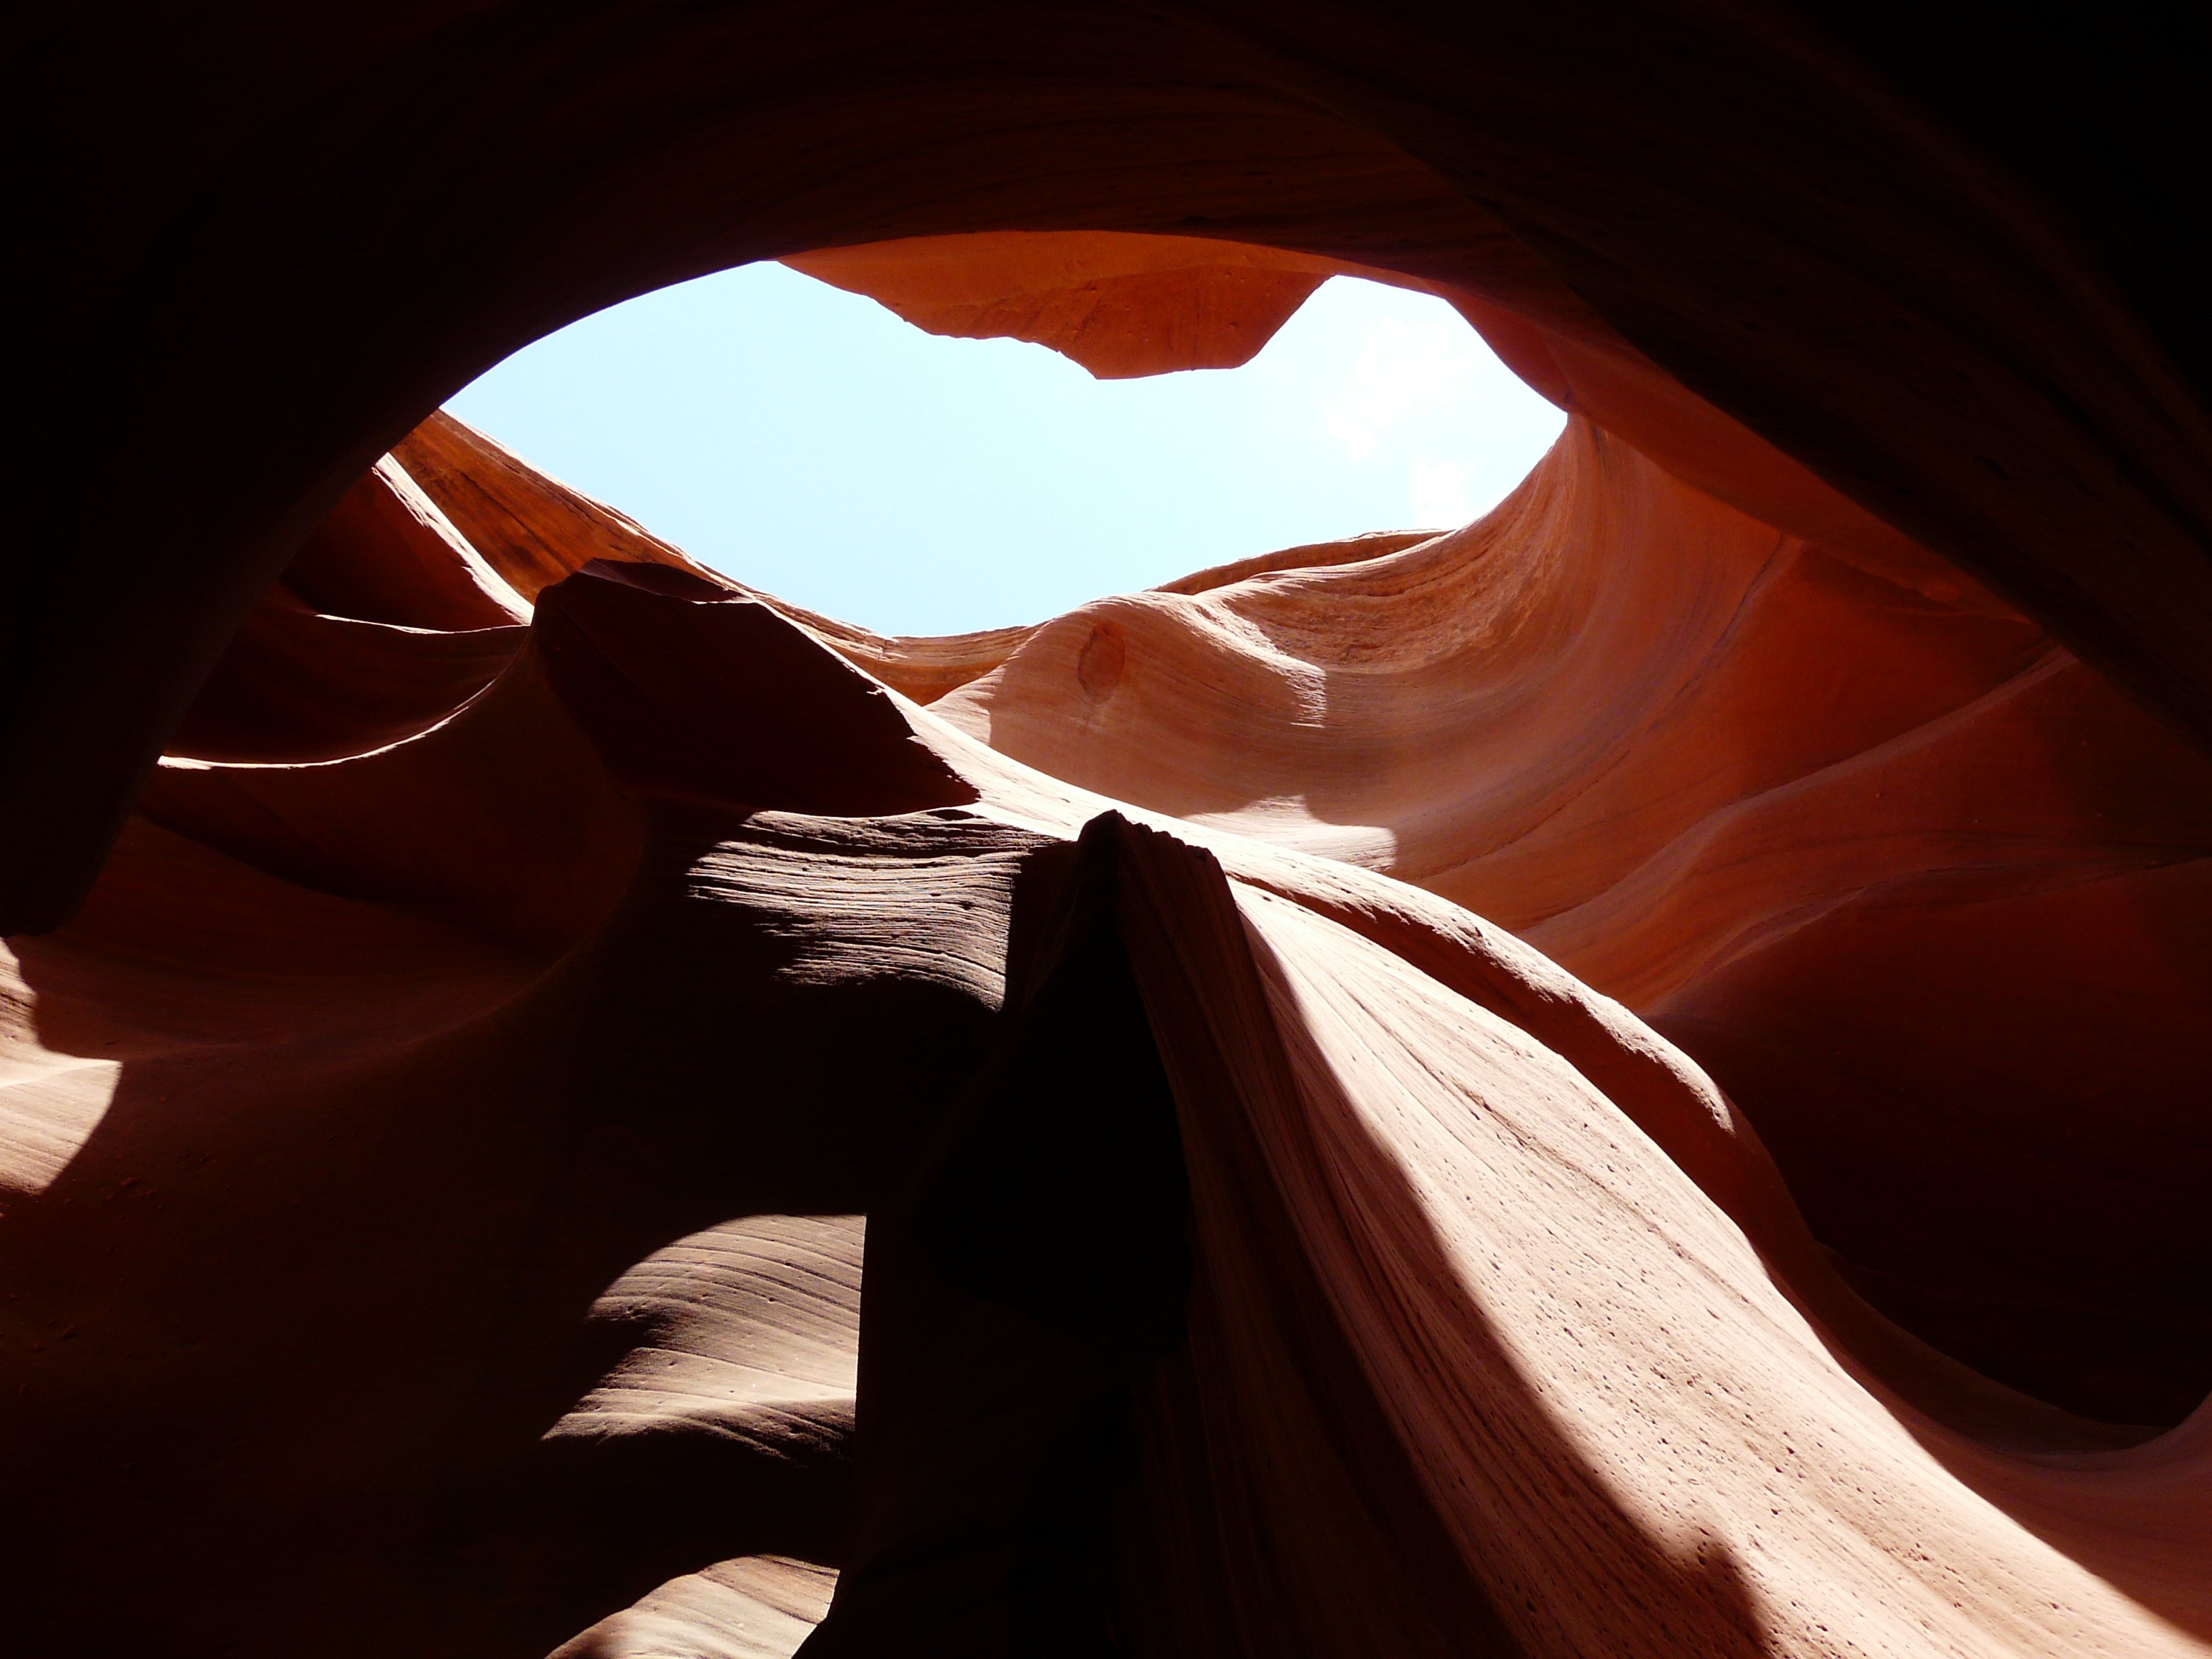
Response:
[7,293,2211,1652]
[7,180,2212,1659]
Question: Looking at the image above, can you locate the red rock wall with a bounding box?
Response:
[5,348,2209,1652]
[13,3,2212,932]
[927,409,2212,1429]
[10,6,2212,1654]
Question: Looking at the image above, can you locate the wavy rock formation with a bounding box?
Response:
[12,9,2212,1649]
[16,3,2212,939]
[5,221,2211,1656]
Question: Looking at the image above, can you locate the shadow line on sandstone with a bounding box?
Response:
[1108,814,1775,1658]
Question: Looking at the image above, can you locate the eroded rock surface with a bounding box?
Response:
[5,229,2211,1656]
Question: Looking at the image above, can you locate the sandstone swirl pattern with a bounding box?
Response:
[3,243,2211,1658]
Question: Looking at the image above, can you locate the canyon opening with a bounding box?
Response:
[445,257,1565,634]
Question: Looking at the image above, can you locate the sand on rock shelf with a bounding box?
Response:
[5,223,2210,1658]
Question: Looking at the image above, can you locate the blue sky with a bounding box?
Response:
[448,262,1564,636]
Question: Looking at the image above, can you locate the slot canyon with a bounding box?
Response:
[7,5,2211,1656]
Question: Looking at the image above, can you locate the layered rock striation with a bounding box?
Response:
[5,225,2210,1654]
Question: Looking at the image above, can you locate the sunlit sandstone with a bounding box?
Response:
[3,229,2208,1657]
